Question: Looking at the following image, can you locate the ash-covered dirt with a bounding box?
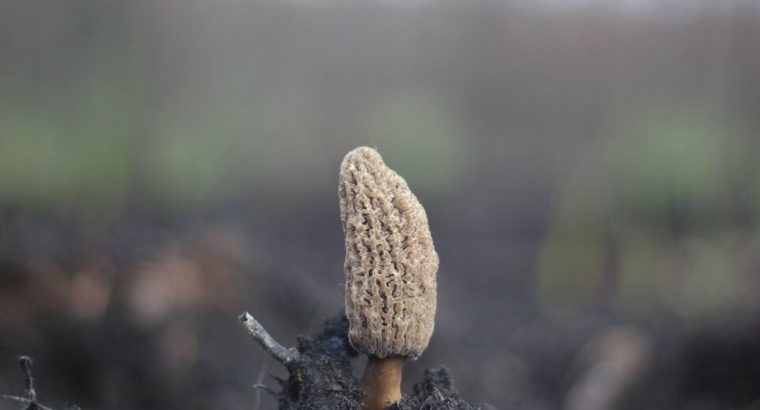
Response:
[3,218,760,410]
[277,315,363,409]
[393,368,480,410]
[275,315,481,410]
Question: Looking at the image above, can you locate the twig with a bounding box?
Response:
[0,356,77,410]
[252,364,268,410]
[239,312,300,365]
[20,356,37,403]
[252,384,278,396]
[0,394,54,410]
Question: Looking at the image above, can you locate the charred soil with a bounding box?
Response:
[274,315,480,410]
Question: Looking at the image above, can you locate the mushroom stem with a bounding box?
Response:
[360,355,405,410]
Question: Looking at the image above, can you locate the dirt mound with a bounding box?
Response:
[274,315,480,410]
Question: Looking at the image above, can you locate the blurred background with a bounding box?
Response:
[1,0,760,409]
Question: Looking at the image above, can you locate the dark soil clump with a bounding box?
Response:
[394,368,479,410]
[273,315,479,410]
[277,316,363,409]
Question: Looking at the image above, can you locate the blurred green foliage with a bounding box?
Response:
[537,105,757,318]
[610,107,740,230]
[0,79,471,214]
[149,100,275,208]
[366,89,472,196]
[0,76,135,216]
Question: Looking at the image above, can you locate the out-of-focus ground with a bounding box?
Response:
[1,1,760,409]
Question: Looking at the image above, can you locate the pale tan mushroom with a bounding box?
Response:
[339,147,438,409]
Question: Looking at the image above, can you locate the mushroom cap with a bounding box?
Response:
[339,147,438,359]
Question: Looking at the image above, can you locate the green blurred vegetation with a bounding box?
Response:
[1,0,759,321]
[0,78,472,215]
[537,105,759,319]
[611,107,741,229]
[0,76,136,216]
[366,88,472,195]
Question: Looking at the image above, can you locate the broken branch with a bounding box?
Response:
[239,311,300,365]
[0,356,60,410]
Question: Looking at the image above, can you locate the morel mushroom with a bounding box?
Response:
[339,147,438,409]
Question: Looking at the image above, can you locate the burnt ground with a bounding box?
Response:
[274,315,480,410]
[1,214,760,410]
[0,315,480,410]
